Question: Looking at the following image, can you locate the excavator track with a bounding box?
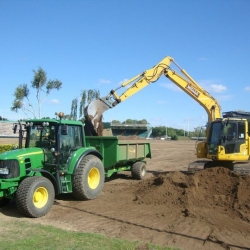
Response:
[233,162,250,175]
[188,160,250,175]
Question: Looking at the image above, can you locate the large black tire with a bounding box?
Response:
[131,161,147,180]
[16,176,55,218]
[73,155,105,200]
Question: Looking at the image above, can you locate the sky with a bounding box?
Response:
[1,0,250,131]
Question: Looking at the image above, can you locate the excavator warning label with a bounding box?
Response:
[185,84,200,98]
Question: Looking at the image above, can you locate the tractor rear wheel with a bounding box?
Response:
[16,176,55,218]
[131,161,147,180]
[73,155,105,200]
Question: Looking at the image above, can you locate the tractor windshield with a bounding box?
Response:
[28,124,56,150]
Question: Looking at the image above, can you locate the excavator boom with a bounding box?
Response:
[84,56,221,136]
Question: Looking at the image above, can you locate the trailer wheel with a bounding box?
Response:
[16,176,55,218]
[73,155,105,200]
[131,161,147,180]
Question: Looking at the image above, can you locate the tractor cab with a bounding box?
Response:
[13,115,84,172]
[25,121,84,169]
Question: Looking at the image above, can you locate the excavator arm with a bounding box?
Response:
[84,56,221,136]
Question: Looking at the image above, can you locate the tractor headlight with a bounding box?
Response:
[0,160,20,179]
[0,168,9,175]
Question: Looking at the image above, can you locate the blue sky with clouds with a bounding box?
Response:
[1,0,250,131]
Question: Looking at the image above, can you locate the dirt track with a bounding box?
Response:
[1,140,250,250]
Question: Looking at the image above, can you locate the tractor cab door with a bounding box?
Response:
[58,125,83,167]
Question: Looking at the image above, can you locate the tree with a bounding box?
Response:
[121,119,148,125]
[70,98,78,120]
[11,67,62,118]
[0,116,7,121]
[192,126,206,137]
[137,119,148,125]
[152,126,179,138]
[111,120,121,124]
[79,89,100,119]
[69,89,100,120]
[122,119,134,125]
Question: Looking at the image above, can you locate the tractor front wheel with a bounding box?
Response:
[16,176,55,218]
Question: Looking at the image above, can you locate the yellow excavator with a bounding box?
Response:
[84,56,250,173]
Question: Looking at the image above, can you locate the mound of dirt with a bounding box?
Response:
[134,167,250,223]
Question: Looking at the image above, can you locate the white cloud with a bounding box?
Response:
[159,83,181,91]
[209,84,227,93]
[157,100,168,104]
[244,86,250,91]
[198,57,208,61]
[199,80,227,93]
[118,78,129,85]
[216,95,232,101]
[99,79,111,84]
[50,99,60,104]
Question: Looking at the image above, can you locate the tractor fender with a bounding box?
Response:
[73,149,103,175]
[27,169,58,194]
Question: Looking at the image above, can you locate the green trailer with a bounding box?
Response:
[0,113,151,218]
[86,136,150,178]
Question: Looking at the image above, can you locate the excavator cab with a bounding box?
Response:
[205,111,250,163]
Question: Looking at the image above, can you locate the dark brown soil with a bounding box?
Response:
[1,140,250,250]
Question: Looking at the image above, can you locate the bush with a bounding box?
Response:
[0,144,16,154]
[171,135,179,140]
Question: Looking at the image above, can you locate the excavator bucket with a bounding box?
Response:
[84,98,111,136]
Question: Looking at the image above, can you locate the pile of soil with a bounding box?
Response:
[134,167,250,223]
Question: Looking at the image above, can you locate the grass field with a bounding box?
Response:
[0,218,178,250]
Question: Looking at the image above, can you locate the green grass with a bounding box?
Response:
[0,219,180,250]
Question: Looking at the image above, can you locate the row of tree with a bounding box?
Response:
[111,119,148,125]
[151,126,206,138]
[0,116,8,121]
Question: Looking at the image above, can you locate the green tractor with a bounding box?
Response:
[0,112,151,217]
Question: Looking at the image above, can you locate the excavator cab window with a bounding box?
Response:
[238,122,245,139]
[223,123,237,141]
[207,122,222,155]
[208,121,243,155]
[220,121,246,154]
